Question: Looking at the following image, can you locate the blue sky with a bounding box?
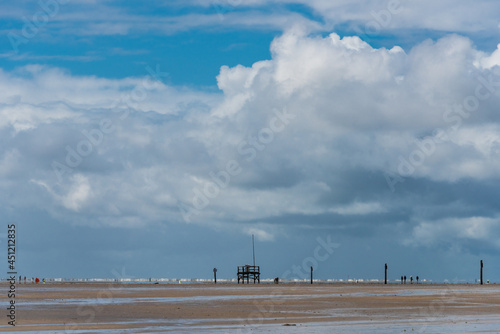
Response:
[1,0,500,282]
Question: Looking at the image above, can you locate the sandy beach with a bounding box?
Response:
[1,283,500,333]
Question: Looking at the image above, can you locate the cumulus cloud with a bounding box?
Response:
[2,30,500,254]
[405,216,500,250]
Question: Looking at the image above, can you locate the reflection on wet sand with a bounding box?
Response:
[1,283,500,333]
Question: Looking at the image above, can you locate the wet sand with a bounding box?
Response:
[1,283,500,333]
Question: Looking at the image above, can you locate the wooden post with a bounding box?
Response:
[213,268,217,284]
[385,263,387,284]
[480,260,483,285]
[310,266,313,284]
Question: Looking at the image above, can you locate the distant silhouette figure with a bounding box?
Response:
[410,276,413,284]
[401,276,403,284]
[416,276,419,283]
[404,275,406,284]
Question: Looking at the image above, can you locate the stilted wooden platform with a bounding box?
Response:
[237,265,260,284]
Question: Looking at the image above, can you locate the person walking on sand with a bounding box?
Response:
[416,276,419,283]
[404,275,406,284]
[410,276,413,284]
[401,276,403,284]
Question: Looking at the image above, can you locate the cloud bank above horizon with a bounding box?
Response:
[2,31,500,251]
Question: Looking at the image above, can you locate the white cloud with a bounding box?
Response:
[31,174,91,211]
[0,102,75,133]
[405,216,500,248]
[330,202,386,215]
[244,226,275,242]
[282,0,500,34]
[194,0,500,37]
[478,44,500,69]
[2,31,500,261]
[6,0,500,43]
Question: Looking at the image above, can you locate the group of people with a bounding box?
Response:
[401,275,419,284]
[18,276,42,284]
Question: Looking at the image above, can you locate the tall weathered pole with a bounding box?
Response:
[252,234,255,267]
[310,266,313,284]
[384,263,388,284]
[213,268,217,284]
[480,260,483,285]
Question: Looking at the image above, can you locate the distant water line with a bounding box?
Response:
[0,277,446,284]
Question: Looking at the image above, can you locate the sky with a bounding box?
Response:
[1,0,500,283]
